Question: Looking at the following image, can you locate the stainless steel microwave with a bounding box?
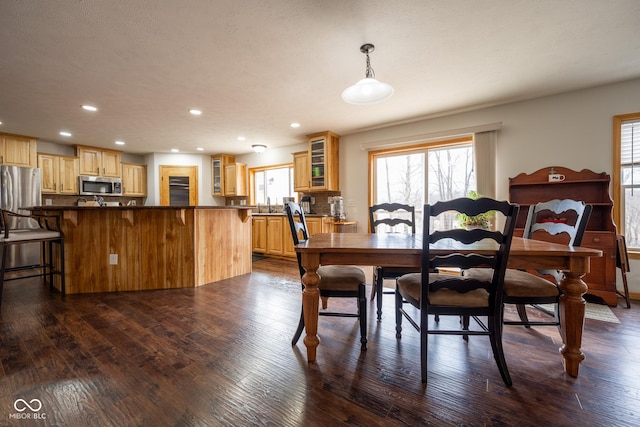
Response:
[79,175,123,196]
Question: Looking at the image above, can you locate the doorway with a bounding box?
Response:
[159,165,198,206]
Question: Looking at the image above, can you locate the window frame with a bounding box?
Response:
[248,162,294,206]
[613,111,640,258]
[368,136,475,207]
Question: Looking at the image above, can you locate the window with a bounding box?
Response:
[250,164,294,206]
[370,136,477,233]
[614,112,640,254]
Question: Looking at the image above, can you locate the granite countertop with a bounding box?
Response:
[27,205,253,211]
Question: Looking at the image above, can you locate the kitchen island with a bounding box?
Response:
[29,206,252,294]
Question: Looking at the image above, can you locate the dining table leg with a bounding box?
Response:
[300,252,321,363]
[557,270,588,377]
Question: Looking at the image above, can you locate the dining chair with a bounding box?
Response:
[285,202,368,350]
[368,203,418,321]
[1,209,65,310]
[466,199,591,328]
[395,197,519,385]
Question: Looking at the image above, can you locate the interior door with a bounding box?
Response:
[159,165,198,206]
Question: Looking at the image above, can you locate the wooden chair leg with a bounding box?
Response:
[489,314,512,386]
[395,281,403,339]
[515,303,531,328]
[358,284,368,350]
[291,310,305,346]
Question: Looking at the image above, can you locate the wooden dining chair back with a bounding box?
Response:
[285,202,368,350]
[466,199,592,328]
[395,197,519,385]
[0,209,65,311]
[368,203,418,321]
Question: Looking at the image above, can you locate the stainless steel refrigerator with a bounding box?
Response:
[0,165,42,268]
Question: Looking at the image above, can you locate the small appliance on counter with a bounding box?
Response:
[329,196,346,221]
[300,196,312,214]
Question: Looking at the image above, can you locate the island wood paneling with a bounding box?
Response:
[36,206,252,294]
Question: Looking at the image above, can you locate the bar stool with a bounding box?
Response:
[0,209,65,310]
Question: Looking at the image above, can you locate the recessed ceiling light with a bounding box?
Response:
[0,121,3,125]
[171,148,179,153]
[237,136,246,141]
[82,105,98,112]
[290,122,301,128]
[115,140,125,146]
[189,109,202,116]
[196,147,204,151]
[59,131,72,137]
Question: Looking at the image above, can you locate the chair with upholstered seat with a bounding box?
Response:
[1,209,65,310]
[368,203,419,321]
[285,201,368,350]
[395,197,518,385]
[465,199,591,328]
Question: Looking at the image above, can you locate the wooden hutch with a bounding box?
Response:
[509,166,618,306]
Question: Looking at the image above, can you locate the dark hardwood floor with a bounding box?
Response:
[1,257,639,426]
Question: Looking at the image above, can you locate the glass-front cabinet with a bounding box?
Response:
[211,154,235,196]
[307,131,339,192]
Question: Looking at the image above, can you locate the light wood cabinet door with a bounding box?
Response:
[38,153,79,194]
[122,163,147,196]
[101,150,122,178]
[77,146,102,176]
[224,163,247,196]
[306,217,324,236]
[76,146,122,177]
[252,216,267,253]
[38,154,58,193]
[1,134,37,168]
[58,156,79,194]
[293,151,309,192]
[266,216,284,255]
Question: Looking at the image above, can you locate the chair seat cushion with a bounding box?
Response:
[1,229,61,243]
[317,265,365,291]
[397,272,489,307]
[465,268,559,298]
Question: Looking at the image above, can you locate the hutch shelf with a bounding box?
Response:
[509,166,618,306]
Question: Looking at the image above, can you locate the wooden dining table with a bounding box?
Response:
[295,233,602,377]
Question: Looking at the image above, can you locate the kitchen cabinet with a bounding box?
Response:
[509,166,618,306]
[224,163,247,196]
[1,133,38,168]
[253,214,327,258]
[76,145,122,178]
[293,151,310,192]
[308,131,340,191]
[266,216,284,256]
[38,153,79,194]
[122,163,147,196]
[252,215,267,253]
[211,154,235,196]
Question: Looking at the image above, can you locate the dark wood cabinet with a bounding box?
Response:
[509,166,618,306]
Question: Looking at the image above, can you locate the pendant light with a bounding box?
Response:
[341,43,394,105]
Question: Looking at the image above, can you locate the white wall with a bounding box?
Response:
[339,77,640,296]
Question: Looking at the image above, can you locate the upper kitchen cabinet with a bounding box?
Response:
[211,154,235,196]
[38,153,79,194]
[294,131,340,192]
[224,162,247,196]
[293,151,310,192]
[76,145,122,178]
[1,133,38,168]
[122,162,147,196]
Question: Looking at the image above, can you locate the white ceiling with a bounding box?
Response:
[1,0,640,155]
